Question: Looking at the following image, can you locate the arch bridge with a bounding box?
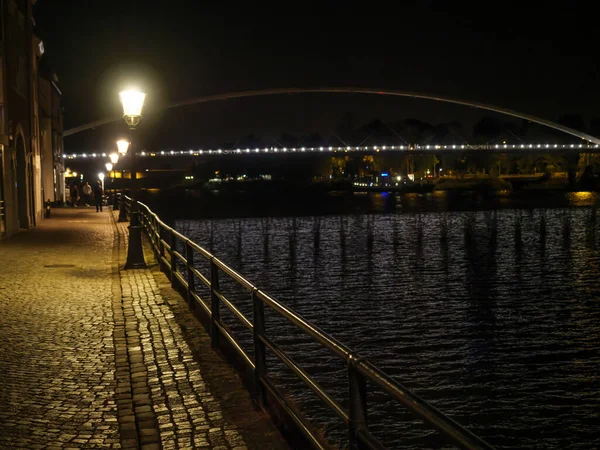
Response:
[64,87,600,145]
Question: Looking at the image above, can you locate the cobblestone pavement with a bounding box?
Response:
[0,208,288,450]
[113,215,288,450]
[0,209,120,449]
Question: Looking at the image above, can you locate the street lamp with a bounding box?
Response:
[98,172,105,191]
[120,89,146,269]
[109,152,119,164]
[105,163,114,203]
[117,139,130,156]
[119,90,145,129]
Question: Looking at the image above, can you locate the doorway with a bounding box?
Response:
[16,135,31,228]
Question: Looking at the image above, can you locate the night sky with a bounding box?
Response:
[33,1,598,152]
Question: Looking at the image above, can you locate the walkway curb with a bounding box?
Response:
[111,211,162,450]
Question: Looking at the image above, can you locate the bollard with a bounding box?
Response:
[124,203,147,269]
[44,199,51,218]
[118,195,128,222]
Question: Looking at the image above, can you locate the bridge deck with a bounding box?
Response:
[63,142,600,161]
[0,208,287,450]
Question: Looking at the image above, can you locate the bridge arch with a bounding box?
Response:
[64,87,600,145]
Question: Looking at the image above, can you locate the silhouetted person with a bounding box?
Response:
[70,183,80,207]
[82,182,92,206]
[93,180,103,212]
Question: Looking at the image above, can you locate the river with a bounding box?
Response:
[174,192,600,449]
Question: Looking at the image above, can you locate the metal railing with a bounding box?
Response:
[0,199,5,236]
[120,194,495,450]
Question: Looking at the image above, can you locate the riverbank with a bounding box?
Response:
[133,183,599,220]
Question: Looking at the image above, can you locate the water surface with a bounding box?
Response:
[175,194,600,449]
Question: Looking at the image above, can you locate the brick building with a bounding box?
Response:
[0,0,64,237]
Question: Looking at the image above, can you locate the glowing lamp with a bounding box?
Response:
[105,163,113,172]
[117,140,130,155]
[109,153,119,164]
[119,90,146,129]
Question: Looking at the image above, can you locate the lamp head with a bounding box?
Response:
[119,89,146,129]
[116,140,130,155]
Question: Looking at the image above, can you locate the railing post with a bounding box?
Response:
[154,217,161,261]
[348,354,369,450]
[169,230,176,287]
[186,241,195,305]
[210,257,220,348]
[118,193,128,222]
[252,288,267,405]
[158,226,165,272]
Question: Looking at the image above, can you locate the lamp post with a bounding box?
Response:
[115,141,131,222]
[98,172,105,191]
[105,162,113,201]
[120,89,146,269]
[109,153,121,212]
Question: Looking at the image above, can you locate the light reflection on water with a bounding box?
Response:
[175,195,600,449]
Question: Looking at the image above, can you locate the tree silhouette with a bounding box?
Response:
[398,118,435,143]
[359,119,396,145]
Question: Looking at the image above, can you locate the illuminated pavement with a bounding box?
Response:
[0,208,287,449]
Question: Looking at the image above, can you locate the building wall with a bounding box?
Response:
[38,76,53,202]
[2,0,34,231]
[50,79,64,203]
[40,115,52,201]
[31,34,42,224]
[0,0,64,238]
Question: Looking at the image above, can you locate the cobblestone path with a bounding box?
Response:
[0,208,288,450]
[0,209,119,449]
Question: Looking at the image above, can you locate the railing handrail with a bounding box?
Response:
[124,195,495,450]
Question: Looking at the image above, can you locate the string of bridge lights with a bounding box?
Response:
[63,142,600,159]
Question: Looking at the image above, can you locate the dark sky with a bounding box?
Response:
[33,1,599,152]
